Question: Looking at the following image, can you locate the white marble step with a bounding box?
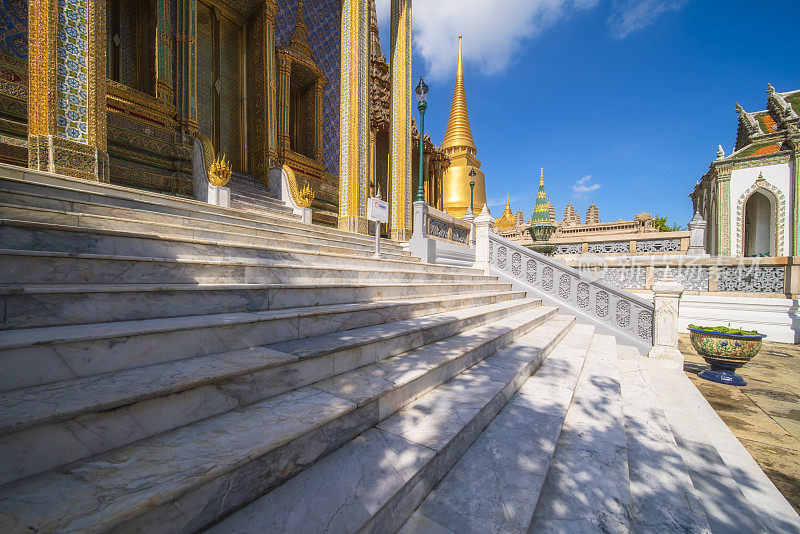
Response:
[640,357,800,533]
[616,344,711,533]
[0,281,512,329]
[208,315,576,534]
[0,309,565,534]
[0,207,413,262]
[0,293,536,392]
[530,333,633,532]
[0,249,495,285]
[0,188,406,253]
[399,323,596,533]
[0,301,549,486]
[0,167,394,248]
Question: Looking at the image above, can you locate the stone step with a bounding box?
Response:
[0,249,495,285]
[0,188,405,253]
[229,196,297,215]
[0,304,555,487]
[639,357,800,533]
[0,218,429,272]
[0,309,566,533]
[0,166,397,249]
[207,315,576,534]
[0,294,537,392]
[0,206,413,262]
[615,344,712,533]
[0,281,513,329]
[399,323,596,533]
[529,333,633,532]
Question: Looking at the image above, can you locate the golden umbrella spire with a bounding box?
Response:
[442,35,477,154]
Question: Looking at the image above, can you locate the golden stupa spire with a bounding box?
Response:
[539,167,544,186]
[442,35,477,154]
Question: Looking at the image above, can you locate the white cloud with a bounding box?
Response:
[606,0,688,39]
[374,0,688,81]
[572,174,601,197]
[376,0,599,82]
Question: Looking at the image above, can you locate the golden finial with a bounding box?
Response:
[208,154,232,187]
[297,182,315,208]
[442,35,476,154]
[540,168,544,186]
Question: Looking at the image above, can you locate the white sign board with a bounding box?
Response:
[367,197,389,224]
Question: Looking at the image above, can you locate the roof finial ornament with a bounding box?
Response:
[735,102,745,115]
[767,83,775,95]
[717,145,725,159]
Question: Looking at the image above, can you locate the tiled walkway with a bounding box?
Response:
[680,334,800,515]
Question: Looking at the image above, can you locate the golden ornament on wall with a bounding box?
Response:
[297,182,315,208]
[208,154,232,187]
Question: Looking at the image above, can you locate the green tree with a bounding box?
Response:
[653,215,683,232]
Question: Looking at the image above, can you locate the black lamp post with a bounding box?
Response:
[468,167,476,213]
[415,77,428,203]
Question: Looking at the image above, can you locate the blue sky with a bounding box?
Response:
[377,0,800,227]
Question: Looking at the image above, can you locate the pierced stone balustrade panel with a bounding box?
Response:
[654,267,709,292]
[451,226,469,244]
[717,266,785,293]
[428,217,450,240]
[587,241,630,254]
[556,243,582,255]
[636,239,681,253]
[601,267,647,290]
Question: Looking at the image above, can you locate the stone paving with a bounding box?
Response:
[680,334,800,515]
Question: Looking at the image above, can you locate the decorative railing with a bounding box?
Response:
[561,256,795,296]
[636,238,681,253]
[552,230,690,255]
[426,206,471,245]
[486,233,655,349]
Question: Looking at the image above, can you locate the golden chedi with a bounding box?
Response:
[441,36,486,218]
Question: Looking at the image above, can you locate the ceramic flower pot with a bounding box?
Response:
[688,327,766,386]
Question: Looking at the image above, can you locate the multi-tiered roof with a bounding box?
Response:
[731,84,800,158]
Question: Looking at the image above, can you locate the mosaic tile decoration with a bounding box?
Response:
[55,0,90,143]
[277,0,340,175]
[0,0,27,60]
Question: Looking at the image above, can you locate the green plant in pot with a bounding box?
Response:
[687,324,766,386]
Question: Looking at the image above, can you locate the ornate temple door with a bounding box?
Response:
[196,1,246,172]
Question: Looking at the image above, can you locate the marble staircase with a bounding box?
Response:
[1,164,798,533]
[227,171,294,216]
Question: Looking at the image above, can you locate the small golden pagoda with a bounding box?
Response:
[441,36,487,218]
[495,193,516,232]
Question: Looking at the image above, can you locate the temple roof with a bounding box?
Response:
[442,36,477,155]
[495,193,516,232]
[730,85,800,155]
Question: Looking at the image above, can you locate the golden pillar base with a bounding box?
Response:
[28,135,109,182]
[338,214,370,235]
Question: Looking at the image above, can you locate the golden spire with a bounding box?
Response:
[539,167,544,186]
[442,35,477,154]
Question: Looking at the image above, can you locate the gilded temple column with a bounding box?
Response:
[28,0,108,182]
[277,56,291,158]
[176,0,197,132]
[156,0,174,104]
[265,0,278,166]
[315,78,324,162]
[338,0,370,233]
[369,127,377,196]
[247,0,277,181]
[715,164,732,256]
[388,0,412,240]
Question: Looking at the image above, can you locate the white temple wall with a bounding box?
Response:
[729,162,792,256]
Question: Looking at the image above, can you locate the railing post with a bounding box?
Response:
[474,204,492,270]
[687,210,708,256]
[412,200,428,240]
[648,267,685,369]
[462,209,475,249]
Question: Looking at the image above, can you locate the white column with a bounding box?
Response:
[474,204,493,270]
[648,268,685,370]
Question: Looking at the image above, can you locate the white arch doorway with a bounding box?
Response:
[743,190,776,257]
